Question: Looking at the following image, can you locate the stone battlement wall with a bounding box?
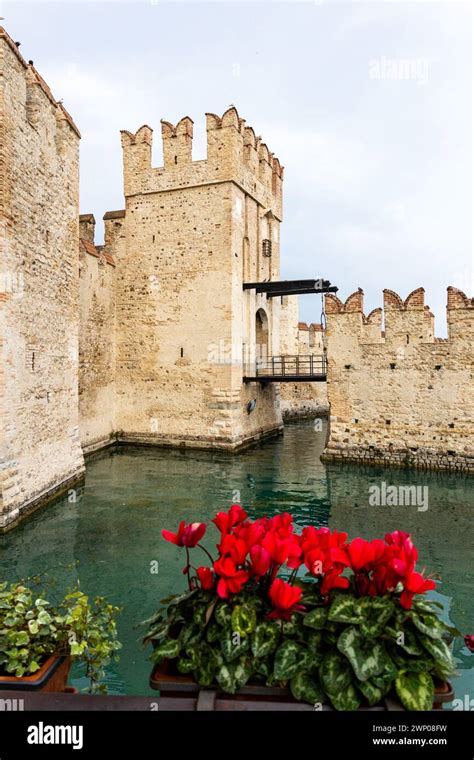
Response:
[322,287,474,473]
[120,107,283,219]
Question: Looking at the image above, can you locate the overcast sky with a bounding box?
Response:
[4,0,472,332]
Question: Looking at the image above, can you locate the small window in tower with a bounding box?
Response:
[174,155,178,164]
[262,239,272,258]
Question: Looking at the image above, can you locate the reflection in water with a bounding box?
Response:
[0,421,472,698]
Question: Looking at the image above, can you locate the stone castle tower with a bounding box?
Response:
[80,109,284,453]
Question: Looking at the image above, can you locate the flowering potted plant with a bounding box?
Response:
[143,505,458,710]
[0,580,121,693]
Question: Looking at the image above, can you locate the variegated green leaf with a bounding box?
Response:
[395,671,434,711]
[234,656,253,691]
[418,635,456,674]
[254,657,272,678]
[144,619,170,644]
[411,612,446,640]
[328,595,361,624]
[192,605,207,628]
[371,657,398,696]
[274,640,308,681]
[323,631,338,646]
[303,607,328,630]
[412,598,443,614]
[179,625,200,648]
[358,679,384,707]
[251,622,280,659]
[337,626,391,681]
[177,657,194,674]
[306,631,323,652]
[231,604,257,637]
[290,671,324,705]
[372,674,394,697]
[282,615,301,636]
[206,621,221,643]
[220,631,249,662]
[215,604,232,627]
[195,660,215,687]
[399,657,436,674]
[306,630,324,668]
[319,651,352,695]
[328,683,361,711]
[216,663,235,693]
[150,638,181,664]
[216,656,252,694]
[358,596,395,638]
[386,624,423,656]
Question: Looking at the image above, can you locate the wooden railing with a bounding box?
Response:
[243,355,327,382]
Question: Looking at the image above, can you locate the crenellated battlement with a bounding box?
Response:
[325,286,474,346]
[323,285,474,473]
[120,107,283,217]
[447,285,474,309]
[0,27,80,153]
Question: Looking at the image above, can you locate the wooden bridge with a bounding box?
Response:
[243,354,327,383]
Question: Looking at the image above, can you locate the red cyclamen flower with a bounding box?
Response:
[464,635,474,653]
[213,557,249,598]
[400,570,436,610]
[268,578,303,620]
[162,520,206,547]
[213,504,248,534]
[249,545,271,577]
[196,566,214,591]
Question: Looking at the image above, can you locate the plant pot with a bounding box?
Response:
[150,660,454,711]
[433,680,454,709]
[0,656,71,693]
[150,658,294,701]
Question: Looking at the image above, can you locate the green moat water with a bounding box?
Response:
[0,421,472,699]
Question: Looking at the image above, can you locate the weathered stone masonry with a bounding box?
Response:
[89,109,284,451]
[322,287,474,473]
[0,28,85,529]
[79,214,116,454]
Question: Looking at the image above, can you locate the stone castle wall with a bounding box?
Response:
[322,287,474,473]
[0,29,84,529]
[78,215,117,454]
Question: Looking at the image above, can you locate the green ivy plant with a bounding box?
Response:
[143,585,458,710]
[0,581,122,693]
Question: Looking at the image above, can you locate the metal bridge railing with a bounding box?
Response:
[253,354,327,378]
